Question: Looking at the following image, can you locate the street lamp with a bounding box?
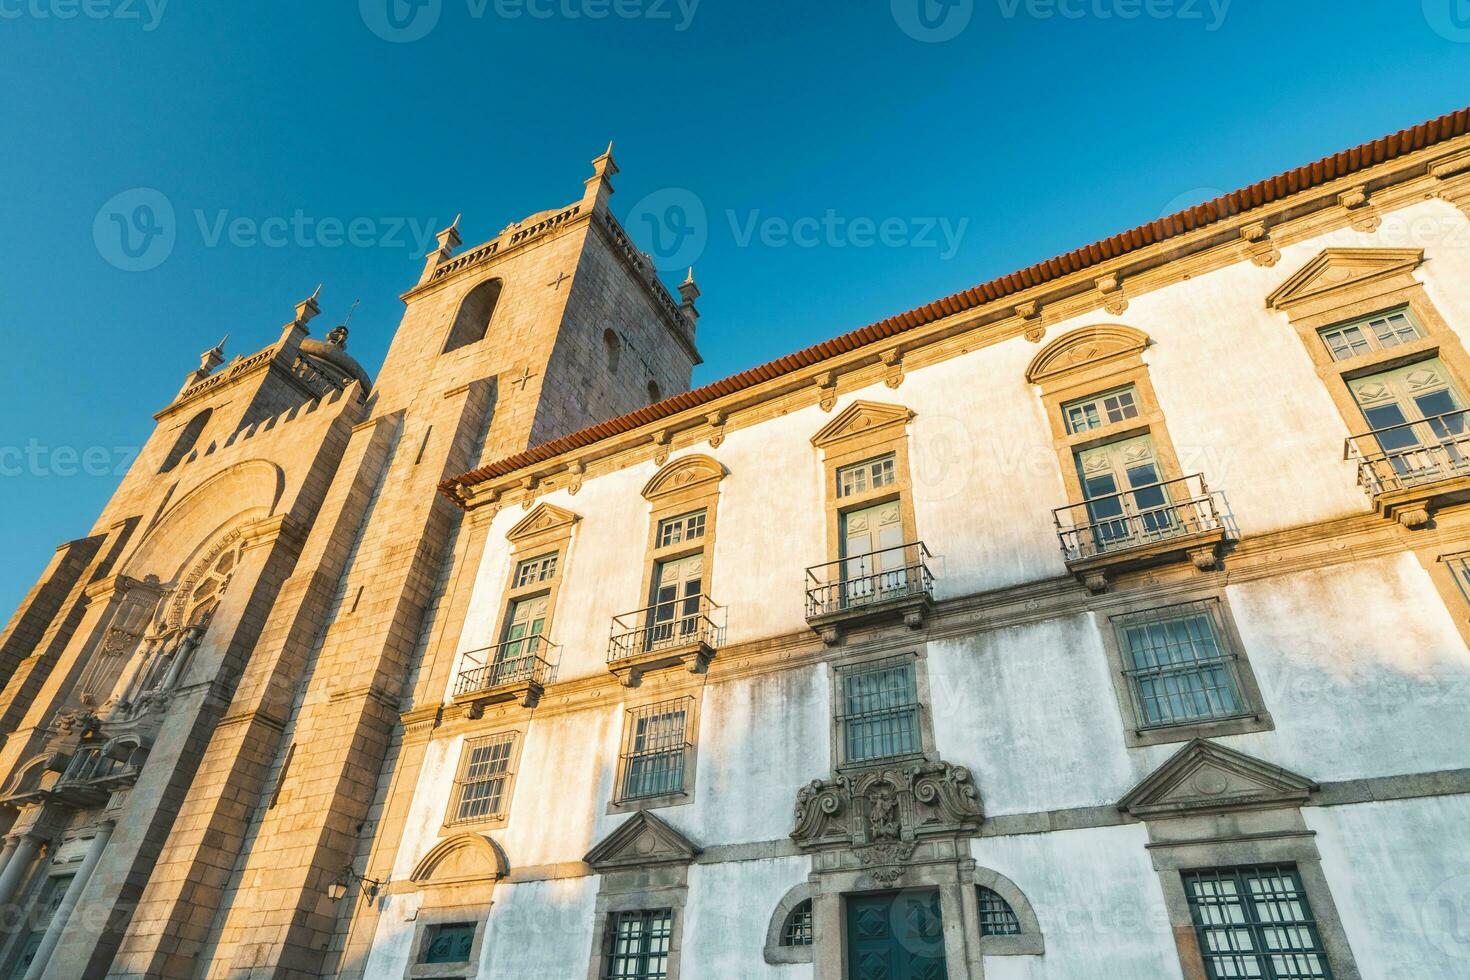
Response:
[327,865,383,903]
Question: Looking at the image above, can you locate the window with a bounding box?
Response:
[837,453,896,498]
[513,552,558,588]
[647,380,662,403]
[655,511,706,548]
[420,922,477,965]
[976,887,1021,936]
[1443,552,1470,608]
[159,408,212,473]
[602,909,673,980]
[1183,865,1334,980]
[781,900,814,947]
[1318,307,1422,362]
[617,699,692,802]
[1113,601,1245,729]
[442,278,502,353]
[604,329,622,372]
[837,656,921,765]
[1062,385,1140,434]
[448,733,517,825]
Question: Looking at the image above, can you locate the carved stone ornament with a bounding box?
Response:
[565,459,585,496]
[706,410,727,448]
[1338,186,1382,233]
[1015,300,1044,343]
[880,348,904,389]
[815,371,838,412]
[792,761,983,882]
[1095,273,1128,315]
[1240,222,1280,268]
[1118,739,1316,820]
[651,429,671,465]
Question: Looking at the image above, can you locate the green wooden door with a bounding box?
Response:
[845,891,947,980]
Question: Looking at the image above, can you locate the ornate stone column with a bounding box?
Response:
[24,820,113,980]
[0,833,43,909]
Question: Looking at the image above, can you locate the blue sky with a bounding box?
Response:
[1,0,1468,612]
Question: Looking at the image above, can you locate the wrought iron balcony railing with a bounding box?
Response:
[1344,409,1470,496]
[608,595,725,665]
[805,542,935,621]
[454,635,558,698]
[1053,474,1229,563]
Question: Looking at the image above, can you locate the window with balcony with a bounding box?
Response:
[446,732,519,828]
[1182,865,1335,980]
[610,456,726,683]
[1268,248,1470,528]
[1101,597,1271,746]
[1026,325,1231,592]
[809,401,932,641]
[836,656,922,766]
[614,697,696,808]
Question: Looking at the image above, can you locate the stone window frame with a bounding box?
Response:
[1265,247,1470,444]
[441,276,504,355]
[1095,589,1273,747]
[811,401,921,569]
[441,729,525,833]
[402,833,509,980]
[1024,325,1191,509]
[827,646,938,774]
[606,691,703,815]
[1152,841,1360,980]
[635,455,727,632]
[763,882,817,965]
[469,504,579,688]
[971,867,1044,956]
[586,891,689,980]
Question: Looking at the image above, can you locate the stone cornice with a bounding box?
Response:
[446,133,1470,510]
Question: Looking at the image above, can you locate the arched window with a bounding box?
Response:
[780,899,813,947]
[603,329,622,373]
[442,278,503,354]
[646,380,662,404]
[159,408,211,473]
[976,886,1020,936]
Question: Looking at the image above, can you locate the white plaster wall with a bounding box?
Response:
[972,824,1181,980]
[480,876,600,980]
[927,617,1136,815]
[1306,795,1470,980]
[361,890,422,979]
[682,855,814,980]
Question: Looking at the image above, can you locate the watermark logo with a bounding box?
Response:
[1423,0,1470,42]
[360,0,442,42]
[0,0,169,30]
[892,0,973,42]
[1421,874,1470,958]
[0,440,137,479]
[93,188,176,272]
[626,187,708,272]
[996,0,1230,30]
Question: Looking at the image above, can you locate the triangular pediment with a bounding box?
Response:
[1118,740,1317,820]
[1266,248,1424,311]
[584,810,702,871]
[642,454,726,501]
[506,503,579,543]
[1025,325,1149,385]
[811,400,913,449]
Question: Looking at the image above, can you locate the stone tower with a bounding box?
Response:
[0,146,701,979]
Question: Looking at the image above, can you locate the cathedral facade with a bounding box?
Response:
[2,109,1470,979]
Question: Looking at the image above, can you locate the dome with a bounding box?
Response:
[299,326,372,393]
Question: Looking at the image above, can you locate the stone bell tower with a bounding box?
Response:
[69,145,705,979]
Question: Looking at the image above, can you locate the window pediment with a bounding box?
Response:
[1118,739,1316,819]
[1266,247,1424,312]
[641,453,726,501]
[411,832,509,887]
[505,503,579,543]
[810,400,914,449]
[583,810,701,870]
[1024,325,1150,386]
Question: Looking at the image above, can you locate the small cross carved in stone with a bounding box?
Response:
[547,271,570,290]
[509,367,537,391]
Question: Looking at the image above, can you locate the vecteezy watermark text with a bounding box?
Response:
[996,0,1231,30]
[0,441,138,479]
[728,210,969,260]
[0,0,167,30]
[359,0,697,43]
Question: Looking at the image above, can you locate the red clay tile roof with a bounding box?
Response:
[445,104,1470,494]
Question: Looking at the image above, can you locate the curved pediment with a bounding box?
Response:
[810,400,914,449]
[1266,247,1424,312]
[411,833,509,887]
[641,453,726,501]
[1025,325,1150,385]
[506,503,580,543]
